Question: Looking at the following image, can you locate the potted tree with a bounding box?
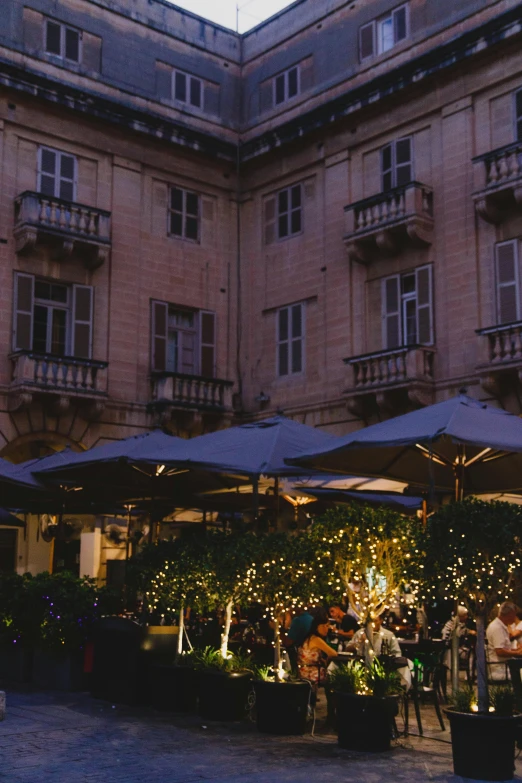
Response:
[309,505,421,749]
[422,497,522,781]
[248,532,323,735]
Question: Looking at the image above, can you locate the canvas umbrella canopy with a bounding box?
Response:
[287,393,522,498]
[0,456,47,509]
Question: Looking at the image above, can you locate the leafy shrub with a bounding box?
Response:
[449,685,475,713]
[329,659,402,697]
[490,685,516,716]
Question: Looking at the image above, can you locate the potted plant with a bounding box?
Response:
[248,532,323,735]
[422,498,522,781]
[329,659,403,751]
[193,646,254,721]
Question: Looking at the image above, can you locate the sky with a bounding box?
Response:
[167,0,296,33]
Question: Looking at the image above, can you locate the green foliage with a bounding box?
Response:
[252,664,272,682]
[308,505,422,623]
[191,645,253,673]
[421,498,522,614]
[490,685,516,716]
[328,660,366,695]
[328,659,402,697]
[449,684,475,713]
[365,659,402,698]
[204,531,259,611]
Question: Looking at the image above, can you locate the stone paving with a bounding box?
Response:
[0,687,520,783]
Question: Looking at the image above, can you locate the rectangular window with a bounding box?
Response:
[265,184,303,243]
[45,18,80,62]
[277,303,304,377]
[151,301,215,377]
[515,89,522,143]
[382,266,433,349]
[274,65,300,106]
[37,147,77,201]
[381,137,412,191]
[13,273,93,358]
[173,69,203,109]
[496,240,520,324]
[168,187,200,242]
[359,4,409,61]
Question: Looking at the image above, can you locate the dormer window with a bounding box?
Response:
[45,19,80,63]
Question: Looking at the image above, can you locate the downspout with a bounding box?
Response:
[235,33,244,413]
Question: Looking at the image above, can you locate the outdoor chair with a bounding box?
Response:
[506,659,522,711]
[404,652,446,736]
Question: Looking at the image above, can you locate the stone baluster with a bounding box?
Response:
[79,209,88,233]
[70,207,79,232]
[49,202,58,226]
[514,327,522,360]
[39,199,49,223]
[35,359,45,384]
[489,333,500,363]
[58,204,67,229]
[497,153,509,182]
[84,365,94,390]
[87,211,97,235]
[355,208,364,231]
[397,191,405,217]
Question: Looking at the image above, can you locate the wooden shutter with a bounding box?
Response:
[382,275,401,349]
[516,90,522,143]
[204,82,220,116]
[395,137,413,186]
[13,272,34,351]
[300,56,314,92]
[23,7,43,52]
[359,22,375,60]
[156,62,173,101]
[277,308,289,376]
[200,311,216,378]
[496,241,520,324]
[82,32,102,72]
[291,303,303,374]
[72,285,93,359]
[415,265,433,345]
[151,301,168,371]
[259,79,273,114]
[264,196,276,245]
[393,5,408,43]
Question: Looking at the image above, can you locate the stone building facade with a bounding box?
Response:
[0,0,521,574]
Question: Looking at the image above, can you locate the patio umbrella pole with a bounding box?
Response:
[454,444,465,502]
[274,477,279,531]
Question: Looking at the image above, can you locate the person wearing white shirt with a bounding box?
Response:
[348,615,411,689]
[486,602,522,680]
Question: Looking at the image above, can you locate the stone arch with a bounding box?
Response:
[0,431,86,464]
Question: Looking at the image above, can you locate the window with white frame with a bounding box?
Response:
[359,4,409,61]
[495,240,521,324]
[274,65,300,106]
[13,273,93,358]
[37,147,77,201]
[168,186,200,242]
[381,137,412,192]
[151,301,216,377]
[277,303,304,377]
[515,89,522,143]
[44,18,80,62]
[173,69,203,109]
[382,266,433,349]
[264,184,303,244]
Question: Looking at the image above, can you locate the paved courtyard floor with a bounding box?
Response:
[0,686,520,783]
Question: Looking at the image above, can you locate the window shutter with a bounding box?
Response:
[291,303,303,373]
[277,308,289,376]
[359,22,375,60]
[496,241,520,324]
[382,275,401,349]
[259,79,273,114]
[190,77,202,108]
[393,6,408,43]
[275,73,286,105]
[65,28,80,62]
[72,285,93,359]
[82,32,102,72]
[381,143,393,192]
[22,7,43,52]
[156,62,173,100]
[415,265,433,345]
[13,272,34,351]
[264,196,276,245]
[38,147,57,197]
[45,20,61,55]
[204,82,220,116]
[300,56,314,92]
[516,90,522,143]
[151,300,168,371]
[199,311,216,378]
[395,137,413,186]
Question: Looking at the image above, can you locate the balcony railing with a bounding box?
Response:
[151,372,234,413]
[13,191,111,268]
[10,351,108,395]
[344,345,435,391]
[472,141,522,223]
[344,182,434,263]
[476,321,522,367]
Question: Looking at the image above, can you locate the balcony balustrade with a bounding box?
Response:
[14,191,111,268]
[344,345,435,415]
[9,351,108,418]
[344,182,434,264]
[476,321,522,393]
[472,142,522,223]
[151,372,234,423]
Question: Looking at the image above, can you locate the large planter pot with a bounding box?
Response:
[148,663,198,712]
[254,680,311,735]
[198,670,252,721]
[0,643,33,683]
[32,648,85,691]
[90,617,145,704]
[140,626,179,658]
[446,709,522,781]
[336,692,398,752]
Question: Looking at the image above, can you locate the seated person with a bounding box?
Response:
[442,605,476,641]
[297,611,338,693]
[286,606,314,648]
[348,614,411,689]
[329,604,359,641]
[487,602,522,680]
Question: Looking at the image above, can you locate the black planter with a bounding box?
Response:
[198,670,252,721]
[148,663,198,712]
[90,617,145,704]
[336,692,398,752]
[0,643,33,683]
[32,648,85,691]
[254,680,311,735]
[446,709,522,781]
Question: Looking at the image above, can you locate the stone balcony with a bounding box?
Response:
[150,372,234,428]
[472,141,522,223]
[14,191,111,268]
[343,345,435,416]
[476,321,522,394]
[8,351,108,419]
[344,182,434,264]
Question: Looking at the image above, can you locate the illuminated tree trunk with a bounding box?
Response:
[273,618,283,681]
[220,600,233,659]
[176,603,184,660]
[364,619,375,668]
[476,613,488,713]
